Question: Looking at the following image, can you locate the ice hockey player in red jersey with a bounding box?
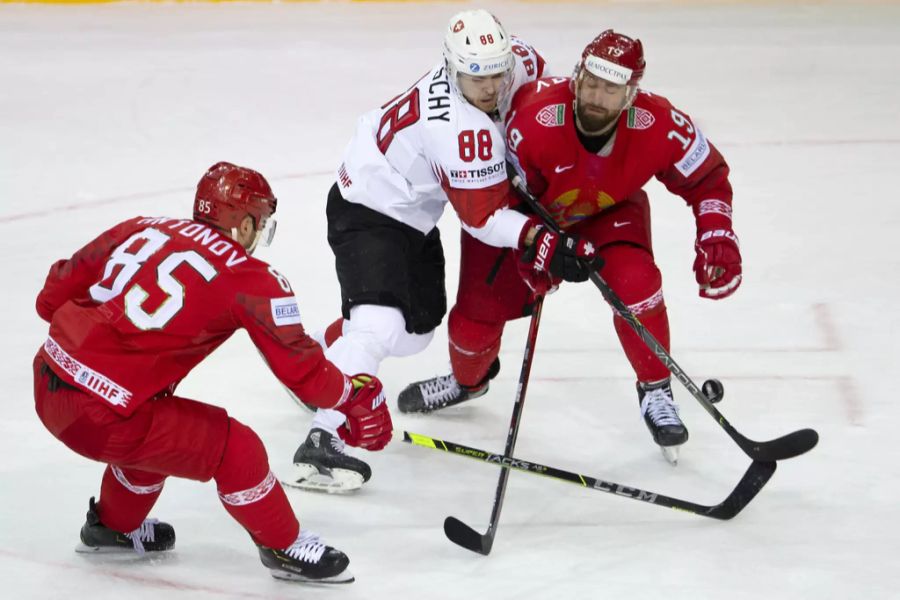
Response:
[33,162,393,583]
[399,30,742,464]
[287,9,547,491]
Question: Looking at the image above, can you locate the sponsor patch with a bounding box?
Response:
[270,297,301,326]
[627,107,655,130]
[675,129,710,178]
[447,159,506,188]
[536,103,566,127]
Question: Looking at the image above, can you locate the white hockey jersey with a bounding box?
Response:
[336,37,545,237]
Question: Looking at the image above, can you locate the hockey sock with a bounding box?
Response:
[97,465,165,533]
[601,244,672,382]
[311,408,347,434]
[448,306,504,388]
[215,418,299,550]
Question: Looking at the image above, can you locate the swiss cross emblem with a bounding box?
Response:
[453,20,465,33]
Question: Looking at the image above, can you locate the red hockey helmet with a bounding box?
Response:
[575,29,645,86]
[194,162,277,247]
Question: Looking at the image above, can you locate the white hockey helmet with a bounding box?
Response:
[442,10,514,81]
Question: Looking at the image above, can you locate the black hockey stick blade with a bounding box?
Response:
[706,459,776,520]
[738,428,819,462]
[443,516,494,555]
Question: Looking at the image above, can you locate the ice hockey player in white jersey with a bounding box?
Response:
[286,9,547,492]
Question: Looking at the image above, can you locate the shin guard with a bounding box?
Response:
[215,419,299,550]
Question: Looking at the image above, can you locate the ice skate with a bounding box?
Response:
[637,379,689,465]
[284,428,371,493]
[75,497,175,554]
[258,530,353,584]
[398,359,499,414]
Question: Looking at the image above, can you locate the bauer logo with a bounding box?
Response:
[270,297,301,327]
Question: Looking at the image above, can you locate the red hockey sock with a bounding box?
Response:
[601,244,672,382]
[448,306,503,388]
[97,465,165,533]
[215,419,299,550]
[323,317,344,348]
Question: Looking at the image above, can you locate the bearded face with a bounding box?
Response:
[574,71,631,134]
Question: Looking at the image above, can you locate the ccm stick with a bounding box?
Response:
[510,174,818,462]
[405,432,776,523]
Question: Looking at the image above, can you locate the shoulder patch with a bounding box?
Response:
[626,106,655,130]
[270,297,301,327]
[536,103,566,127]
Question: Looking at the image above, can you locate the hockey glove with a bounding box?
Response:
[693,228,742,299]
[521,224,603,284]
[336,374,393,451]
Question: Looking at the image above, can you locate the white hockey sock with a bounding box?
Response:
[311,408,347,435]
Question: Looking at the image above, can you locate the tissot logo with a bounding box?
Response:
[449,160,504,179]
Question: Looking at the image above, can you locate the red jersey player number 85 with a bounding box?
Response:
[89,228,216,331]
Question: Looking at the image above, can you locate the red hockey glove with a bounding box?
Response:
[521,224,603,284]
[336,375,393,451]
[515,248,561,296]
[693,228,742,300]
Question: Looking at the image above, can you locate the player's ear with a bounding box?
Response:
[235,215,255,248]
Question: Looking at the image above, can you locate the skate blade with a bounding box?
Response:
[270,568,355,584]
[660,445,681,466]
[282,465,364,494]
[75,543,148,555]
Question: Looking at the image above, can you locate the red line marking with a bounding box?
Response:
[0,170,333,224]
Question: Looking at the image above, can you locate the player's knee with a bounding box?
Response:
[392,328,434,357]
[449,306,504,351]
[345,304,419,359]
[214,418,269,490]
[600,244,663,308]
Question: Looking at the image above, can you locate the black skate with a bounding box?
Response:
[284,428,371,493]
[398,359,500,414]
[637,379,689,465]
[75,497,175,554]
[258,530,353,584]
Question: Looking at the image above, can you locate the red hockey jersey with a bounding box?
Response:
[36,216,350,416]
[506,77,733,229]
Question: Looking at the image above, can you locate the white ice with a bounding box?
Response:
[1,1,898,598]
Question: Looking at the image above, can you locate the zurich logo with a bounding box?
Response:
[469,63,481,73]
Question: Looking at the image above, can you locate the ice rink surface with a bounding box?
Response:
[1,1,898,598]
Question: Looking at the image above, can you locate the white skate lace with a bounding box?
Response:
[329,434,348,455]
[126,518,159,555]
[640,386,682,427]
[420,374,462,407]
[285,530,327,564]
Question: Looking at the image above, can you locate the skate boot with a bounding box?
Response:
[75,497,175,554]
[284,428,371,493]
[398,359,500,414]
[258,530,353,584]
[637,379,689,465]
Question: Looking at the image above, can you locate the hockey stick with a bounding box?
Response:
[404,432,776,521]
[510,174,818,462]
[443,296,545,555]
